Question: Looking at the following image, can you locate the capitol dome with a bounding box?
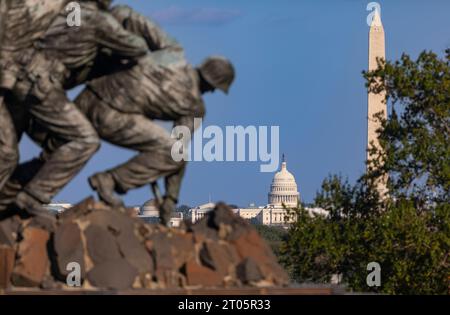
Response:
[268,156,299,207]
[140,199,159,216]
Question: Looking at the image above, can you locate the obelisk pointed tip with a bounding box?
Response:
[371,9,383,28]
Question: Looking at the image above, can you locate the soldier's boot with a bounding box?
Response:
[15,191,56,232]
[89,172,124,208]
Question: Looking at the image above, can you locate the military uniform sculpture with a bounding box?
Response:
[79,52,234,225]
[0,0,235,227]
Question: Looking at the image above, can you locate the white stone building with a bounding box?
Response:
[266,157,299,224]
[267,157,300,207]
[188,158,327,227]
[189,202,218,224]
[139,199,184,228]
[235,207,263,221]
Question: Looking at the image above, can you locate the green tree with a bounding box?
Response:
[365,49,450,203]
[280,50,450,294]
[254,225,288,258]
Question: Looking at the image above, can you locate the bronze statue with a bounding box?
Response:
[78,52,235,225]
[0,1,235,227]
[0,0,149,228]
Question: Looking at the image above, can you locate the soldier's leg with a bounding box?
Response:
[18,89,100,209]
[0,93,37,214]
[105,126,187,225]
[77,93,184,204]
[158,165,186,225]
[0,95,19,193]
[0,114,74,213]
[0,117,55,212]
[0,158,43,213]
[102,116,183,191]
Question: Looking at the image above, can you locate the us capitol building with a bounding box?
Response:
[190,157,326,227]
[267,156,300,207]
[44,157,325,228]
[95,158,303,229]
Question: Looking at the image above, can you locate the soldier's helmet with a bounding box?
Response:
[198,56,235,94]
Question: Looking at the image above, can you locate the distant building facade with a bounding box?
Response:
[189,158,326,227]
[189,202,217,223]
[267,157,299,207]
[43,203,73,214]
[139,199,184,228]
[233,158,301,227]
[132,157,327,228]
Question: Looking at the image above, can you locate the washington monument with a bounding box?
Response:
[367,9,388,195]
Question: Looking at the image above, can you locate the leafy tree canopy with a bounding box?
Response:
[280,50,450,294]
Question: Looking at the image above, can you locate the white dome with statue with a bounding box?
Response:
[268,155,299,207]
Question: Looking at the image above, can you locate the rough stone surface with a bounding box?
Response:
[59,197,96,221]
[146,232,175,272]
[85,224,121,265]
[87,258,138,290]
[0,216,19,247]
[12,227,50,287]
[171,233,195,269]
[0,200,289,290]
[232,229,289,284]
[236,257,264,284]
[117,229,153,275]
[0,246,15,288]
[184,259,224,287]
[53,222,85,279]
[86,209,134,236]
[200,242,238,276]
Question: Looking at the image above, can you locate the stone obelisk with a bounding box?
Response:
[367,9,388,195]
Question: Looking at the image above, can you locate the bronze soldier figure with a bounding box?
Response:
[0,4,183,220]
[78,51,235,225]
[0,0,15,192]
[1,50,235,225]
[0,0,70,209]
[81,6,234,224]
[0,2,235,226]
[0,0,149,227]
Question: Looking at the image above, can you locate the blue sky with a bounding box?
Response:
[19,0,450,207]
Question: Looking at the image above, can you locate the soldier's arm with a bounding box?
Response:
[95,11,148,59]
[110,5,182,52]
